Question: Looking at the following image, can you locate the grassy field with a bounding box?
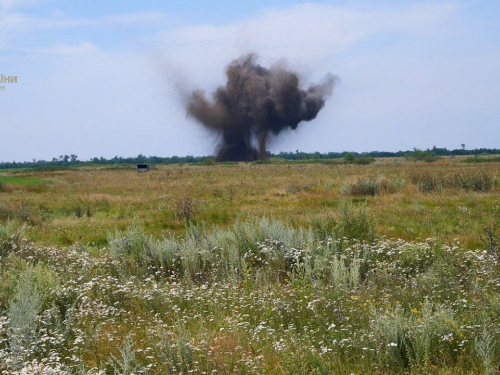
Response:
[0,157,499,374]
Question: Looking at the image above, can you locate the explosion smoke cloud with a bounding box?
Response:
[187,54,336,161]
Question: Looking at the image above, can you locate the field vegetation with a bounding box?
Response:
[0,156,499,374]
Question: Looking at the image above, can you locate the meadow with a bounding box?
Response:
[0,157,499,374]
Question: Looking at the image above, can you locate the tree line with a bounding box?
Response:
[1,147,499,169]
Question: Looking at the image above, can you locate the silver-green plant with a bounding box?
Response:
[109,336,142,375]
[108,218,153,277]
[7,266,42,369]
[329,256,360,289]
[152,327,194,374]
[475,326,497,375]
[405,300,454,368]
[371,305,407,368]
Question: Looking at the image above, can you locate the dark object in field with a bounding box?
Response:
[137,164,150,173]
[187,54,336,162]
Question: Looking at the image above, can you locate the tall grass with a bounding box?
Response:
[108,204,377,285]
[0,214,499,373]
[407,169,495,193]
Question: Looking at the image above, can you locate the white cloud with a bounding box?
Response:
[35,41,98,56]
[0,0,44,11]
[2,10,171,32]
[160,2,461,67]
[0,9,172,53]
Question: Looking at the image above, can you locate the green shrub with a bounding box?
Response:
[408,169,494,193]
[341,177,406,196]
[407,170,441,192]
[311,201,376,244]
[463,156,500,163]
[354,156,375,165]
[0,256,60,311]
[343,153,375,165]
[252,159,271,165]
[343,153,356,164]
[446,171,492,192]
[336,200,376,242]
[406,148,440,162]
[372,301,458,370]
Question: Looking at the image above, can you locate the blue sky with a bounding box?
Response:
[1,0,499,161]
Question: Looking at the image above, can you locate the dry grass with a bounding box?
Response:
[0,157,498,248]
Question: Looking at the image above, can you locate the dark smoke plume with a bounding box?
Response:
[187,54,336,161]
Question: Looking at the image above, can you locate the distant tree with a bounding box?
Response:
[407,148,439,162]
[344,153,356,164]
[70,154,78,162]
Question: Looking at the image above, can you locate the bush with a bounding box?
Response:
[407,170,441,192]
[336,200,376,242]
[446,171,492,192]
[341,178,380,196]
[406,148,440,162]
[341,177,406,196]
[343,153,375,165]
[312,200,376,243]
[343,153,356,164]
[354,157,375,165]
[252,159,271,165]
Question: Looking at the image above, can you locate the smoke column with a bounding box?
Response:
[187,54,336,161]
